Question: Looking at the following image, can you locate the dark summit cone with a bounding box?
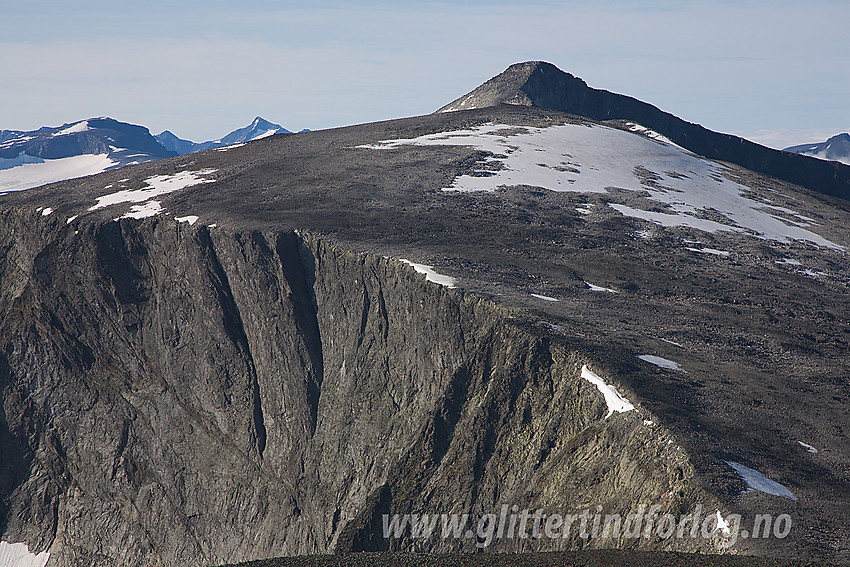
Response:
[439,61,850,201]
[437,61,596,112]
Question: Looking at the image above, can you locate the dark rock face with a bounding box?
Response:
[0,212,725,565]
[439,62,850,201]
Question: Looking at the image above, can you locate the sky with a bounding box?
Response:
[0,0,847,149]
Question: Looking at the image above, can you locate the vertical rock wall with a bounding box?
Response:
[0,211,723,566]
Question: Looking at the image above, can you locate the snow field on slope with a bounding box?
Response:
[90,169,217,212]
[0,154,118,193]
[52,120,90,136]
[0,541,50,567]
[362,123,841,249]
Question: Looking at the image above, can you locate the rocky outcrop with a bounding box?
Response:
[0,210,730,566]
[438,61,850,201]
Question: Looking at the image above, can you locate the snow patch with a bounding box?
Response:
[714,511,732,536]
[0,541,50,567]
[399,259,457,288]
[118,200,163,220]
[41,207,53,216]
[609,203,742,234]
[797,441,817,454]
[775,258,802,266]
[215,143,246,151]
[361,123,841,249]
[531,293,559,302]
[637,354,685,372]
[625,122,679,146]
[53,120,90,136]
[686,247,730,257]
[585,282,619,293]
[725,461,797,500]
[580,364,635,417]
[175,215,199,225]
[89,169,216,211]
[66,215,78,224]
[660,338,684,348]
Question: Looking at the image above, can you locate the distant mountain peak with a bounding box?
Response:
[155,116,291,156]
[250,116,273,128]
[784,133,850,166]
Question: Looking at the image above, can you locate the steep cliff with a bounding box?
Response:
[1,97,847,566]
[0,210,735,566]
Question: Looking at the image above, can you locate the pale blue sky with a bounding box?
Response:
[1,0,847,147]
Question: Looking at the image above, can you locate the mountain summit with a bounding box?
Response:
[438,61,588,112]
[155,116,290,155]
[440,61,850,201]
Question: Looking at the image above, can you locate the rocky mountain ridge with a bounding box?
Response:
[0,116,294,193]
[0,117,176,193]
[155,117,292,155]
[1,65,848,566]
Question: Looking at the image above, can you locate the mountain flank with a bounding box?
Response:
[439,61,850,201]
[1,65,849,566]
